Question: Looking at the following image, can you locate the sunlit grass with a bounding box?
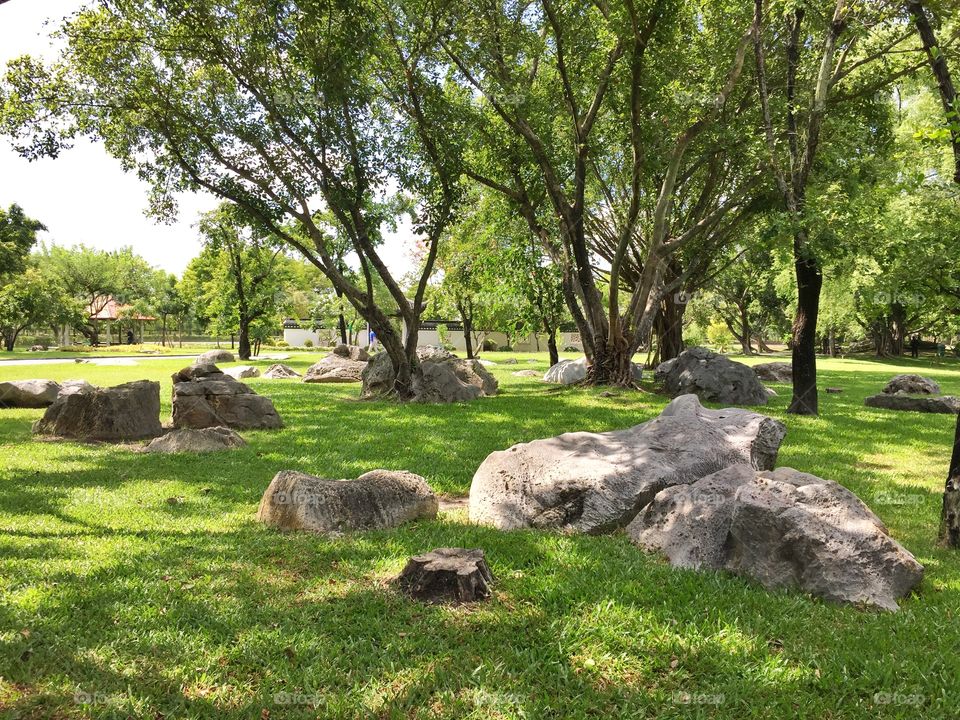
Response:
[1,352,958,718]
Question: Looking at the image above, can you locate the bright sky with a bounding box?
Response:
[0,0,416,278]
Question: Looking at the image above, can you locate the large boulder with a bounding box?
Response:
[753,362,792,383]
[257,468,438,533]
[171,363,283,430]
[262,363,302,379]
[59,379,95,397]
[628,464,924,611]
[332,344,370,362]
[223,365,261,380]
[865,393,960,414]
[303,353,366,383]
[197,349,235,364]
[543,356,643,385]
[33,380,162,441]
[0,379,62,408]
[883,374,941,395]
[655,347,770,405]
[143,426,246,454]
[469,394,786,533]
[361,348,498,403]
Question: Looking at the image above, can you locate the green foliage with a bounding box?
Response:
[0,204,45,277]
[0,266,81,350]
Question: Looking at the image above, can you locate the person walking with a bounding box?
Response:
[910,334,920,359]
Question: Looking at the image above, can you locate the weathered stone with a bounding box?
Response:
[883,374,941,396]
[197,349,235,364]
[502,358,518,365]
[655,347,769,405]
[171,363,283,430]
[0,379,61,408]
[256,468,438,533]
[262,363,302,379]
[469,394,786,533]
[628,464,924,610]
[29,345,46,352]
[865,393,960,414]
[223,365,261,379]
[394,548,493,603]
[826,387,844,394]
[59,379,95,397]
[33,380,162,441]
[332,344,370,362]
[477,359,497,367]
[543,356,643,385]
[753,361,792,383]
[303,354,366,383]
[361,348,498,402]
[512,369,542,378]
[143,426,246,453]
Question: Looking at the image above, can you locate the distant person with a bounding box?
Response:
[126,329,134,345]
[368,329,377,351]
[910,335,920,358]
[937,342,946,358]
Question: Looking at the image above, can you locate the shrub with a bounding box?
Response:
[57,345,90,353]
[481,339,498,352]
[303,339,314,348]
[706,322,734,353]
[499,345,513,352]
[275,340,289,348]
[563,345,579,352]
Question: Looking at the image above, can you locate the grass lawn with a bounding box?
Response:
[1,351,958,718]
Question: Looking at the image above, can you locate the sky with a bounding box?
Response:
[0,0,417,277]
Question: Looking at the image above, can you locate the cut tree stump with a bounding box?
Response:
[394,548,493,603]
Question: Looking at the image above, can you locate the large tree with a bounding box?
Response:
[0,204,45,277]
[0,267,79,351]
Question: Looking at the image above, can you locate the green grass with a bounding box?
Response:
[1,352,958,718]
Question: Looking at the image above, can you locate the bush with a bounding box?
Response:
[499,345,513,352]
[442,342,456,351]
[481,339,498,352]
[57,345,90,353]
[706,322,734,353]
[303,339,314,348]
[275,340,289,348]
[563,345,579,352]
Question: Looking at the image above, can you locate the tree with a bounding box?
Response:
[0,267,80,350]
[0,0,464,399]
[0,204,45,277]
[154,273,190,347]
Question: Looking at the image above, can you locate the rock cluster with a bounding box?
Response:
[303,353,366,383]
[361,347,497,403]
[171,363,283,430]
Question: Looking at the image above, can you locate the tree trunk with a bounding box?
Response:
[546,327,560,367]
[654,293,685,362]
[828,327,837,357]
[3,331,15,352]
[740,305,753,355]
[940,413,960,547]
[237,320,252,360]
[890,301,907,356]
[459,304,474,359]
[336,288,348,345]
[789,246,822,415]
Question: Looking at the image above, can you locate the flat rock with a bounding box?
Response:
[511,369,542,378]
[33,380,162,441]
[628,464,924,610]
[0,379,61,408]
[197,349,235,364]
[543,356,643,385]
[865,393,960,414]
[223,365,261,379]
[655,347,769,405]
[469,393,786,533]
[303,353,366,383]
[883,374,940,395]
[361,348,497,402]
[477,359,497,367]
[262,363,301,379]
[171,363,283,430]
[753,362,792,383]
[256,468,438,533]
[143,426,246,453]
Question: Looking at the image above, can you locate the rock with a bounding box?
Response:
[197,349,235,364]
[655,347,770,405]
[29,345,46,352]
[865,393,960,414]
[332,344,370,362]
[222,365,261,380]
[262,363,302,379]
[826,387,844,394]
[883,374,941,396]
[543,356,643,385]
[394,548,494,603]
[0,379,62,408]
[256,468,438,533]
[627,464,924,610]
[59,380,95,397]
[143,426,246,453]
[512,369,542,378]
[171,363,283,430]
[753,362,793,383]
[469,394,786,533]
[361,348,498,402]
[303,353,366,383]
[33,380,162,441]
[477,359,497,367]
[502,358,518,365]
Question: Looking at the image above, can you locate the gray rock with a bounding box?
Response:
[223,365,261,379]
[543,356,643,385]
[197,349,236,364]
[361,348,498,403]
[511,369,542,378]
[0,379,62,408]
[477,358,497,367]
[753,362,792,383]
[33,380,162,441]
[59,379,95,397]
[171,363,283,430]
[303,353,366,383]
[262,363,302,379]
[883,374,940,395]
[628,464,924,611]
[332,344,370,362]
[655,347,770,405]
[469,394,786,533]
[143,426,246,453]
[256,468,438,533]
[865,393,960,414]
[502,358,518,365]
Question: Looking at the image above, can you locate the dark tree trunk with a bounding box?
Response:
[3,331,15,352]
[789,246,822,415]
[237,320,252,360]
[740,305,753,355]
[654,293,685,362]
[546,328,559,367]
[458,303,474,359]
[940,413,960,547]
[890,301,907,356]
[336,288,349,345]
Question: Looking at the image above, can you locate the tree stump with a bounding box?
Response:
[939,412,960,547]
[394,548,493,603]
